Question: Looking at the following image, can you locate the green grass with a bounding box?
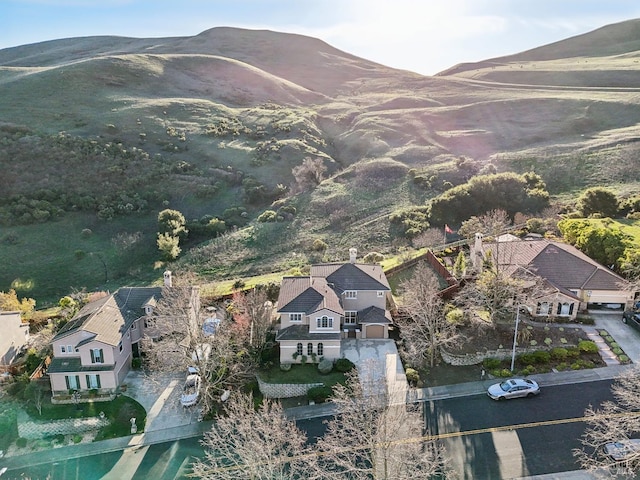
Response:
[0,213,162,306]
[24,394,147,440]
[258,363,347,388]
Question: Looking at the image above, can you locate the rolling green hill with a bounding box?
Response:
[1,21,640,305]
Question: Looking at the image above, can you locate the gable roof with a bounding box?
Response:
[483,239,628,292]
[277,276,342,314]
[54,287,163,347]
[311,262,390,293]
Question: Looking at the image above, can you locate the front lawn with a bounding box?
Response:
[24,394,147,440]
[258,363,347,389]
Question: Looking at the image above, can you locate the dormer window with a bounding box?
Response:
[345,291,357,299]
[377,291,384,298]
[144,305,153,315]
[316,316,333,329]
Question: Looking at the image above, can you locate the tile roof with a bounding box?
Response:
[484,239,627,292]
[54,287,163,347]
[277,276,342,315]
[358,306,392,324]
[275,325,341,341]
[311,263,390,292]
[47,356,114,373]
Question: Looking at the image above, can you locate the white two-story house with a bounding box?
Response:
[275,249,392,364]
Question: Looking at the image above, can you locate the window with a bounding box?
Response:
[61,345,66,354]
[290,313,302,323]
[317,343,323,356]
[307,343,313,356]
[536,302,552,315]
[86,374,101,389]
[131,323,137,330]
[296,343,303,356]
[557,302,574,316]
[118,342,123,352]
[344,291,357,299]
[65,375,80,390]
[316,316,333,329]
[68,345,73,353]
[344,311,357,324]
[377,291,384,298]
[90,348,104,364]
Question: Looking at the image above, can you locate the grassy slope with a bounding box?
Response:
[2,25,640,304]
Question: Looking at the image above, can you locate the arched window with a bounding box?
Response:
[307,343,313,355]
[296,343,303,356]
[318,343,324,356]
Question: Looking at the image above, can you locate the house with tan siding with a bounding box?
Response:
[275,249,392,364]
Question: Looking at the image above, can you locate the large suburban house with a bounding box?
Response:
[48,271,199,397]
[0,311,29,372]
[471,233,635,320]
[275,248,392,364]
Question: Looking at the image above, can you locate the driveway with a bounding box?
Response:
[590,311,640,363]
[122,370,202,432]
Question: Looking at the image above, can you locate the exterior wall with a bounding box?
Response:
[130,318,144,343]
[308,308,341,334]
[531,294,579,320]
[279,340,341,364]
[0,312,29,367]
[280,312,307,330]
[341,290,386,312]
[49,370,118,393]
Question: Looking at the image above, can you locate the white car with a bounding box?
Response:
[604,439,640,461]
[487,378,540,400]
[180,372,201,407]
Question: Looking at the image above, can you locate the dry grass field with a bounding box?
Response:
[1,21,640,303]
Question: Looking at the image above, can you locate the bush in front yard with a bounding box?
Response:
[279,363,292,372]
[405,368,420,386]
[483,358,501,369]
[550,347,568,361]
[335,358,355,373]
[317,359,333,374]
[532,351,550,364]
[578,340,599,354]
[307,386,332,403]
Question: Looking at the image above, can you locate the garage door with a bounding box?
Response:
[366,325,384,338]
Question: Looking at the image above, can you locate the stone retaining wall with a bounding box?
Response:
[441,346,543,366]
[257,377,324,399]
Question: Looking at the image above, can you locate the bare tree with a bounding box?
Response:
[458,209,512,242]
[313,367,452,479]
[397,262,460,368]
[191,393,313,479]
[229,288,273,353]
[575,366,640,478]
[292,156,327,192]
[142,286,255,413]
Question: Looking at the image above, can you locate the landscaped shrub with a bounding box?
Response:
[72,434,83,444]
[279,363,292,372]
[532,351,550,364]
[317,359,333,374]
[605,336,614,343]
[566,347,580,358]
[521,365,536,375]
[299,355,307,365]
[497,369,513,377]
[612,347,624,355]
[578,340,599,354]
[517,353,536,365]
[131,357,142,369]
[16,437,27,448]
[550,347,568,361]
[335,358,355,372]
[556,362,570,371]
[405,368,420,386]
[307,386,332,403]
[483,358,501,369]
[619,355,630,363]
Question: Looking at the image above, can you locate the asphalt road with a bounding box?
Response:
[426,379,616,479]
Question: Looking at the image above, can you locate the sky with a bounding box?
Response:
[2,0,640,75]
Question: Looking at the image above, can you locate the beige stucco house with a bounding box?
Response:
[275,249,392,364]
[48,271,199,397]
[0,311,29,371]
[471,233,635,320]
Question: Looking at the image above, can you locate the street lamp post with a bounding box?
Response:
[510,305,529,372]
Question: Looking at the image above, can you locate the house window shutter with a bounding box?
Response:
[556,303,562,315]
[86,375,90,388]
[97,375,101,388]
[90,349,95,363]
[99,349,104,363]
[65,376,70,389]
[569,303,574,315]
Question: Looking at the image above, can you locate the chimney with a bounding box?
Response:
[349,248,357,264]
[471,233,484,271]
[163,270,173,287]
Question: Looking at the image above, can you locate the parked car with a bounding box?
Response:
[180,371,201,407]
[604,439,640,461]
[622,310,640,331]
[487,378,540,400]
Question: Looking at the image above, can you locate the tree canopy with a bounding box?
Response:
[577,187,619,218]
[428,172,549,226]
[558,219,631,268]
